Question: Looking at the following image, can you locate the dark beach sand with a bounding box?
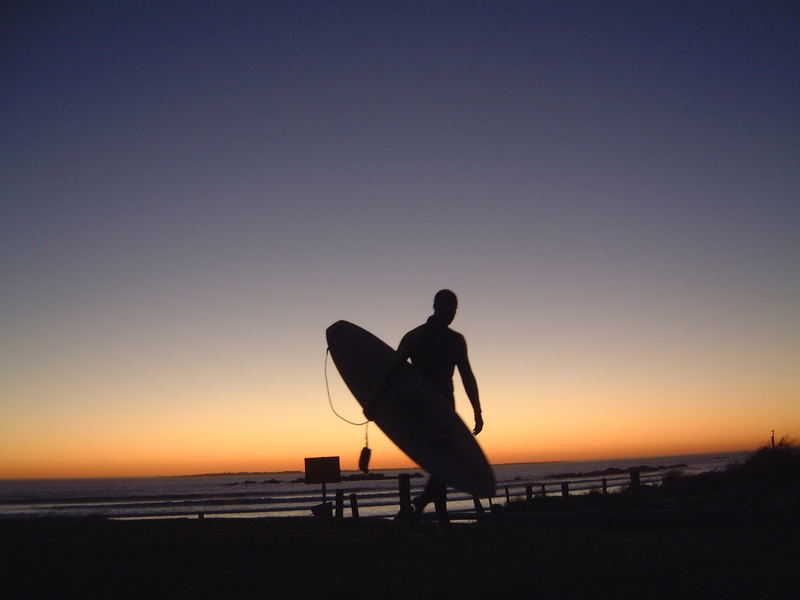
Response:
[3,505,798,599]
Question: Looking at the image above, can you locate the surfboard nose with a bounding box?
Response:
[326,320,351,346]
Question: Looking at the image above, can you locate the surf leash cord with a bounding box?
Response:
[324,348,369,426]
[325,348,371,472]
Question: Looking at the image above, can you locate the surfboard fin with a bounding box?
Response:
[358,446,371,473]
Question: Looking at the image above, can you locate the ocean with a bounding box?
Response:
[0,451,749,520]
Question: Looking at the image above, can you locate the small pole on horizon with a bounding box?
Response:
[772,430,776,449]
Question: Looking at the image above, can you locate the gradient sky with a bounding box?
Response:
[2,1,798,478]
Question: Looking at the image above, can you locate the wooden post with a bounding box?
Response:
[629,468,641,506]
[398,474,412,519]
[335,490,344,520]
[472,496,485,516]
[525,485,533,502]
[504,486,510,503]
[561,482,569,497]
[321,482,327,504]
[540,484,547,498]
[349,493,359,519]
[630,469,641,491]
[601,478,608,495]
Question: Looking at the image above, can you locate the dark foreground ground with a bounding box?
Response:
[2,501,799,600]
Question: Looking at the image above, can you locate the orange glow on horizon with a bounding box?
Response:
[1,343,796,479]
[0,428,766,480]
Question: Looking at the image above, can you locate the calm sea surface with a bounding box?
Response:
[0,451,749,520]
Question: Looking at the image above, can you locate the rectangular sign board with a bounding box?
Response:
[304,456,341,484]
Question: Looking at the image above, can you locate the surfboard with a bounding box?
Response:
[326,320,495,498]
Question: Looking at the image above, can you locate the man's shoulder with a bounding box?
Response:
[402,323,465,345]
[398,323,426,351]
[402,323,427,340]
[445,326,465,339]
[447,328,467,347]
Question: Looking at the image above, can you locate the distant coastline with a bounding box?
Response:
[171,461,568,479]
[544,463,688,479]
[2,451,749,482]
[173,471,304,478]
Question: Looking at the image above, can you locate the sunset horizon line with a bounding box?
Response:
[0,445,757,481]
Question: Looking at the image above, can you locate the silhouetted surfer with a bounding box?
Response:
[370,289,483,526]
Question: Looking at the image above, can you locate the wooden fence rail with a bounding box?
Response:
[324,469,659,520]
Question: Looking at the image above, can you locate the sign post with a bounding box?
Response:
[304,456,341,518]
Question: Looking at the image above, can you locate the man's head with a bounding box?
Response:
[432,289,458,325]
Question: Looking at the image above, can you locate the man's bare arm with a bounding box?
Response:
[457,348,483,435]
